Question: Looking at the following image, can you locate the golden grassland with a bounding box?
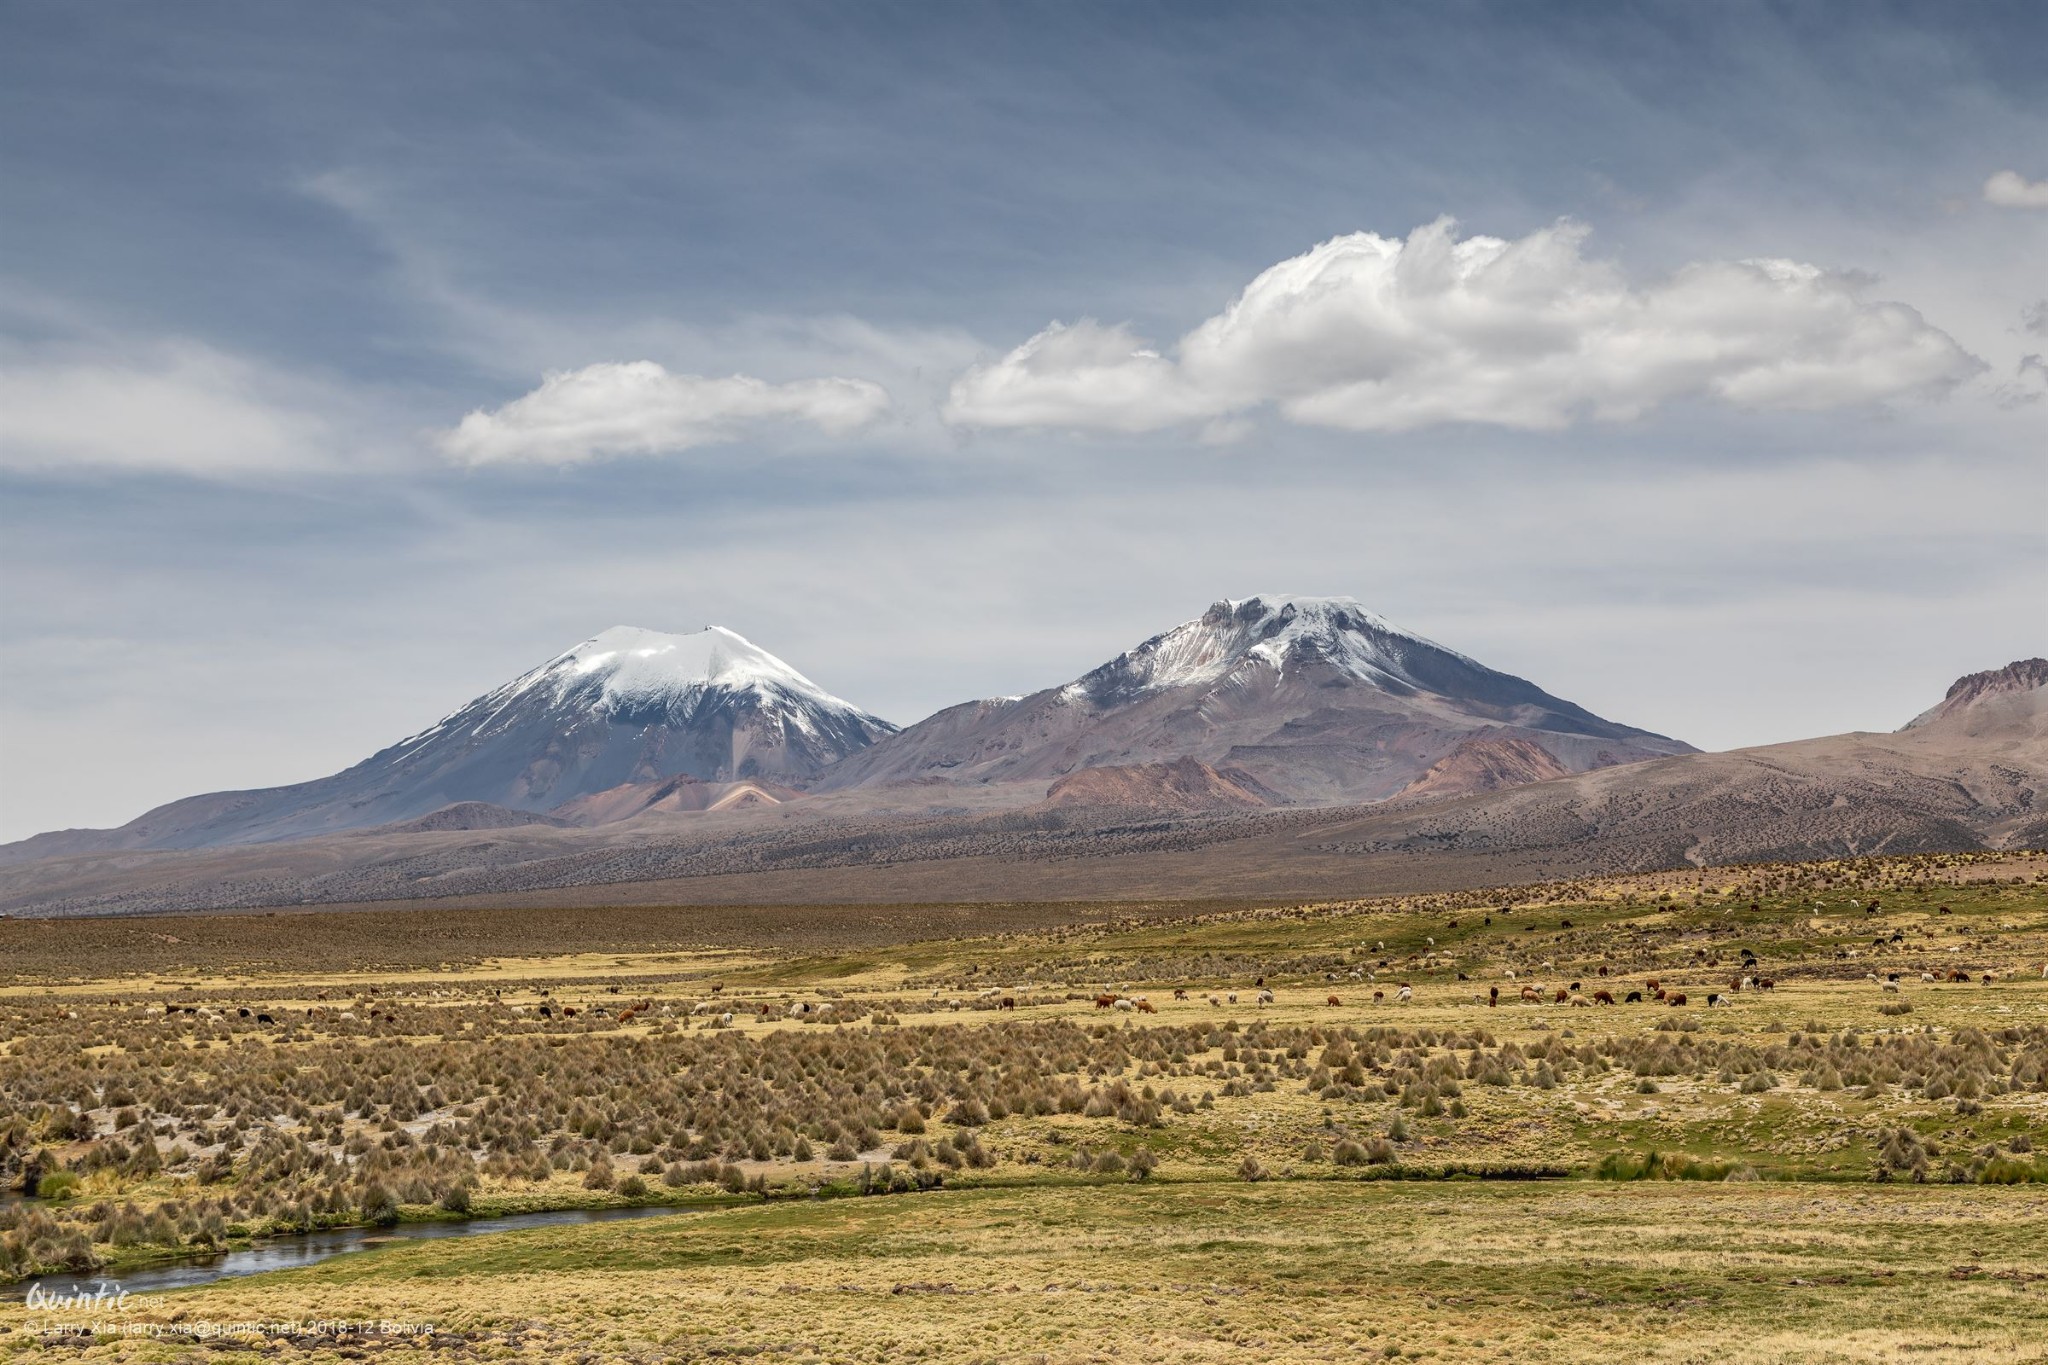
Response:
[2,849,2031,991]
[8,1182,2048,1363]
[2,852,2046,1361]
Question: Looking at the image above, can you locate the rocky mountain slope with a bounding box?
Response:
[818,596,1692,802]
[2,626,895,857]
[1312,656,2048,869]
[1,659,2037,917]
[1042,757,1278,811]
[2,659,2034,918]
[1903,658,2048,732]
[1395,732,1574,799]
[552,775,802,824]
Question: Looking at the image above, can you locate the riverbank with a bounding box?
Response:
[0,1187,744,1289]
[8,1179,2046,1364]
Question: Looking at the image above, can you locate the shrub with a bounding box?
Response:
[1875,1127,1930,1181]
[358,1182,400,1226]
[1976,1157,2048,1185]
[944,1098,989,1127]
[33,1170,80,1201]
[39,1108,91,1143]
[1595,1150,1735,1181]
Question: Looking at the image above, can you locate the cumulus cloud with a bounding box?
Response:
[0,341,332,475]
[937,321,1212,434]
[1984,170,2048,209]
[439,361,892,465]
[944,218,1984,435]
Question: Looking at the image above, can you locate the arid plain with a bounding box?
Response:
[5,851,2046,1363]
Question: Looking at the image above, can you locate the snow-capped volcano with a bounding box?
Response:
[377,624,897,798]
[1073,596,1484,702]
[819,595,1692,803]
[399,625,880,755]
[14,625,895,853]
[3,603,1691,861]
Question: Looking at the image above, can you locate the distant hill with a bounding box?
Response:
[1309,657,2048,869]
[1043,757,1278,811]
[1396,732,1574,800]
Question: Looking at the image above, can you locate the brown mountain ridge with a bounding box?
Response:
[0,659,2037,918]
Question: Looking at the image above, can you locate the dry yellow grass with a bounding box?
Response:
[7,1181,2048,1363]
[4,854,2045,1361]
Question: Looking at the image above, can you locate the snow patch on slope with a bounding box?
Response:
[1073,595,1476,698]
[550,625,853,713]
[401,625,889,748]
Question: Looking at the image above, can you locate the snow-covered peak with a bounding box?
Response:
[550,625,840,707]
[1077,595,1476,698]
[397,624,891,750]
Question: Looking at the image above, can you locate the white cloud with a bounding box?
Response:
[1984,170,2048,209]
[944,218,1985,435]
[939,320,1210,434]
[439,361,893,465]
[0,340,333,475]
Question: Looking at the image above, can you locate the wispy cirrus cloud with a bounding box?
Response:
[0,338,337,477]
[438,361,892,466]
[944,218,1985,436]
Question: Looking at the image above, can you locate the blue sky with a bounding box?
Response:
[2,0,2044,840]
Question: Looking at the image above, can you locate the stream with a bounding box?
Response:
[5,1204,694,1302]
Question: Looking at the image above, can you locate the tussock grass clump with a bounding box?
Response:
[1596,1149,1741,1182]
[6,1005,2036,1283]
[2,852,2043,1283]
